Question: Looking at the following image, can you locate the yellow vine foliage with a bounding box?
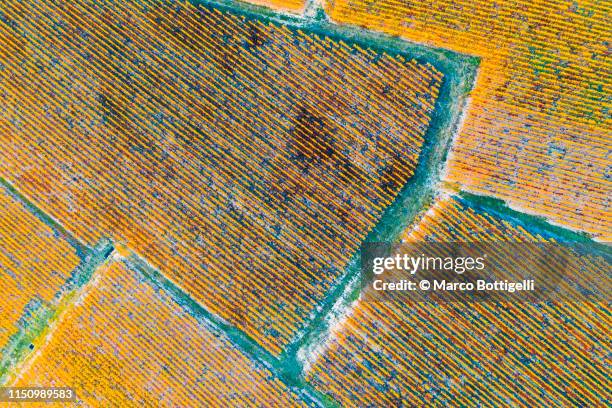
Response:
[0,0,442,354]
[324,0,611,239]
[0,186,79,351]
[13,259,307,407]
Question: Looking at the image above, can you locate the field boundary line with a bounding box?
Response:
[0,177,90,257]
[123,249,338,407]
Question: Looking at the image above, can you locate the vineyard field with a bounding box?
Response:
[11,257,310,407]
[306,195,610,406]
[0,0,449,354]
[0,184,80,378]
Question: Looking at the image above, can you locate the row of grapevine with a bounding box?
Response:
[306,195,609,406]
[324,0,611,240]
[12,258,308,406]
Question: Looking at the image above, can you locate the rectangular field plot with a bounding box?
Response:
[306,195,610,406]
[0,184,80,375]
[0,0,444,354]
[11,258,309,407]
